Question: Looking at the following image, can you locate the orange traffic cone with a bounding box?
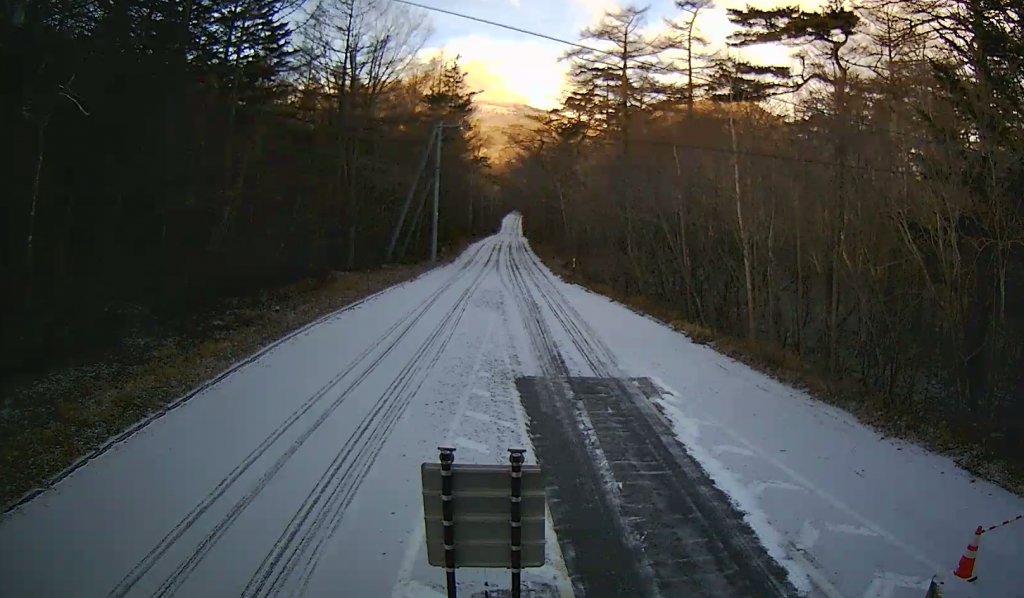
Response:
[952,526,982,582]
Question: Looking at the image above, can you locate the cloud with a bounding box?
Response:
[663,1,823,69]
[421,35,568,109]
[418,0,830,110]
[570,0,620,22]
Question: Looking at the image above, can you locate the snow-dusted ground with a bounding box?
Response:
[547,269,1024,598]
[1,214,1021,598]
[0,216,568,598]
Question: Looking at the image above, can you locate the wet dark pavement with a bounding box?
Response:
[517,376,796,598]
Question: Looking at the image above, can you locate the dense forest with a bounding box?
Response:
[5,0,1023,471]
[503,0,1024,466]
[2,0,494,373]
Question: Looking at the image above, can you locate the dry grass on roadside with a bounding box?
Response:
[0,264,428,508]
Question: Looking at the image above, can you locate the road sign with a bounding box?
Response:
[421,448,546,598]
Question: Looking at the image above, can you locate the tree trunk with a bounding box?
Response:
[348,225,356,270]
[795,188,804,357]
[686,18,695,118]
[555,178,569,249]
[829,41,849,375]
[468,174,474,231]
[730,111,755,340]
[829,219,841,374]
[620,38,630,152]
[672,144,702,323]
[336,7,356,268]
[623,206,644,296]
[767,193,776,342]
[24,118,48,308]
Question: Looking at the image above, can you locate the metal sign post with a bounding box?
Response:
[509,449,525,598]
[422,448,546,598]
[439,447,457,598]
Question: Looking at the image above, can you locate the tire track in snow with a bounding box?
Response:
[109,242,492,598]
[513,240,608,376]
[522,240,945,596]
[153,243,498,598]
[242,243,501,598]
[501,217,654,597]
[2,246,480,519]
[514,247,599,374]
[511,227,796,597]
[290,273,485,596]
[501,221,568,379]
[274,244,500,596]
[279,243,500,596]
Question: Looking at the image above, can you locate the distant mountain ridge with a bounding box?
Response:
[475,100,546,118]
[473,101,547,161]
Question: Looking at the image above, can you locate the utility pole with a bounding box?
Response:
[430,123,461,264]
[431,124,443,264]
[399,179,433,261]
[386,124,437,263]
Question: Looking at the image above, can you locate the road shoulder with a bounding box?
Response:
[1,264,430,510]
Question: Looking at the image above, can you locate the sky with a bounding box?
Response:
[413,0,823,109]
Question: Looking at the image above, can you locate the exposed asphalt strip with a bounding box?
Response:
[517,376,653,597]
[506,221,797,598]
[518,376,798,598]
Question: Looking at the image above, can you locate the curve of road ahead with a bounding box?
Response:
[3,214,1022,598]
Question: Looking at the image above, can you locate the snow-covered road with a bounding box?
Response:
[1,214,1021,598]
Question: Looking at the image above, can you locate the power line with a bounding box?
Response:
[390,0,950,147]
[559,134,911,175]
[646,137,901,174]
[393,0,923,174]
[391,0,607,54]
[384,2,827,115]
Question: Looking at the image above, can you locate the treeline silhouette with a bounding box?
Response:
[503,1,1024,468]
[2,0,494,372]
